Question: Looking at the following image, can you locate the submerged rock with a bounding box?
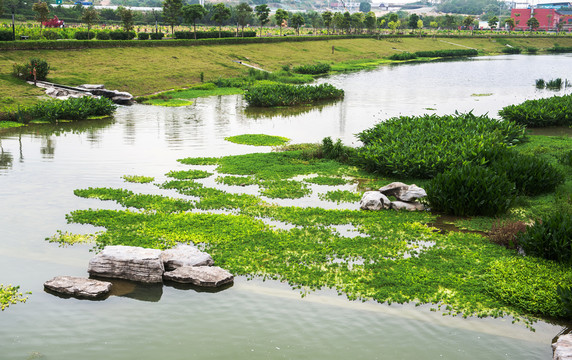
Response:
[44,276,112,299]
[554,334,572,360]
[88,245,164,283]
[359,191,390,210]
[160,244,214,271]
[163,266,234,287]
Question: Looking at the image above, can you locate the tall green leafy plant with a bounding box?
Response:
[518,211,572,264]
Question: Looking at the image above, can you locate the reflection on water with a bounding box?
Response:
[0,54,571,360]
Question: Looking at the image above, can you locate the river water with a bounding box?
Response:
[1,54,571,359]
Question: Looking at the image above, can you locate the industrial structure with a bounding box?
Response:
[510,2,572,30]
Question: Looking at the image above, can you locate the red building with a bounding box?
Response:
[511,7,572,31]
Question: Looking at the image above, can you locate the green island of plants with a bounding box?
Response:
[1,285,28,311]
[499,93,572,127]
[225,134,290,146]
[55,125,572,326]
[244,83,344,107]
[122,175,155,184]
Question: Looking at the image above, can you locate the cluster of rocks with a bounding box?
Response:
[44,244,233,300]
[360,182,427,212]
[34,81,134,105]
[554,334,572,360]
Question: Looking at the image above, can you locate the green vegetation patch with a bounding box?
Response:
[216,175,258,186]
[1,284,28,311]
[259,180,310,199]
[144,99,194,107]
[499,93,572,127]
[122,175,155,183]
[46,230,96,246]
[166,169,212,180]
[304,176,349,186]
[244,83,344,107]
[178,157,219,165]
[319,190,362,204]
[225,134,290,147]
[0,121,25,129]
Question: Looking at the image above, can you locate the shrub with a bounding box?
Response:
[175,31,255,39]
[546,78,563,90]
[389,52,418,60]
[425,164,515,216]
[292,63,331,75]
[12,58,50,81]
[499,93,572,127]
[557,285,572,319]
[547,46,572,53]
[109,31,136,40]
[321,137,355,163]
[0,30,14,41]
[74,31,95,40]
[356,112,526,179]
[43,30,61,40]
[501,47,521,54]
[561,150,572,166]
[414,49,478,57]
[535,78,545,89]
[518,211,572,264]
[490,151,565,196]
[488,219,527,249]
[26,96,117,122]
[150,32,164,40]
[96,31,110,40]
[244,83,344,107]
[138,32,149,40]
[526,47,538,54]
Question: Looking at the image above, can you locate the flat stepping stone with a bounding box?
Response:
[390,201,426,211]
[163,266,234,287]
[44,276,112,299]
[160,244,214,271]
[88,245,164,283]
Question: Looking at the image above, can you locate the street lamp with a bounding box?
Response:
[11,4,16,41]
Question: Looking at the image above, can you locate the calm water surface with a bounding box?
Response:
[1,54,571,359]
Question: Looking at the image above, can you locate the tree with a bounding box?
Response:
[274,8,288,36]
[443,14,457,29]
[289,13,304,35]
[32,2,49,36]
[504,17,514,32]
[211,3,231,38]
[333,12,344,34]
[388,20,400,34]
[182,4,207,39]
[417,19,423,35]
[82,6,100,40]
[255,4,270,37]
[350,12,364,34]
[527,16,539,32]
[364,11,376,34]
[343,11,351,33]
[117,6,134,32]
[236,2,253,37]
[322,11,332,35]
[307,11,322,35]
[488,16,498,29]
[359,1,371,13]
[408,13,419,29]
[163,0,183,34]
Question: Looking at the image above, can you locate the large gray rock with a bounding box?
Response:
[160,244,214,271]
[379,182,427,202]
[390,201,426,212]
[78,84,105,90]
[90,88,134,105]
[44,276,112,299]
[163,266,234,287]
[359,191,390,210]
[554,334,572,360]
[88,245,164,283]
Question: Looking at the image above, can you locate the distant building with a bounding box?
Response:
[511,5,572,30]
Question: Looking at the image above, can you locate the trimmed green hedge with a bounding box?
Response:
[414,49,478,57]
[0,30,13,41]
[175,30,256,39]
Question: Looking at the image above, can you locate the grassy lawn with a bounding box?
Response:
[3,37,572,109]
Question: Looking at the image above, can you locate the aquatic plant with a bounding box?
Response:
[425,164,515,217]
[259,179,310,199]
[304,176,349,186]
[498,93,572,127]
[215,175,258,186]
[357,112,526,179]
[122,175,155,183]
[224,134,290,146]
[518,211,572,264]
[292,63,331,75]
[546,78,563,90]
[166,169,212,180]
[318,190,362,204]
[25,96,116,123]
[535,79,545,89]
[487,219,527,250]
[0,284,28,311]
[243,83,344,107]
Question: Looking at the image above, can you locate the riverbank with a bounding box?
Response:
[2,36,572,109]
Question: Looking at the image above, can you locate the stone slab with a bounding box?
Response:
[88,245,164,283]
[44,276,112,299]
[163,266,234,287]
[161,244,214,271]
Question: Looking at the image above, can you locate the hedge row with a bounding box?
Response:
[174,30,256,39]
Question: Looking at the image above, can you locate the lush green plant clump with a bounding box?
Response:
[425,164,515,216]
[25,97,116,123]
[109,31,136,40]
[414,49,478,57]
[150,32,165,40]
[389,52,418,61]
[244,83,344,107]
[166,169,212,180]
[74,31,97,40]
[224,134,290,146]
[501,47,522,54]
[548,46,572,53]
[12,58,50,81]
[557,285,572,319]
[0,30,13,41]
[138,32,150,40]
[96,32,110,40]
[357,112,526,179]
[292,63,331,75]
[498,93,572,127]
[489,151,565,196]
[318,190,362,203]
[122,175,155,183]
[304,176,349,186]
[518,211,572,264]
[0,285,27,311]
[174,31,256,39]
